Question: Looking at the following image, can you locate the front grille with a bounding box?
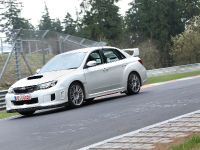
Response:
[13,86,37,94]
[12,98,38,106]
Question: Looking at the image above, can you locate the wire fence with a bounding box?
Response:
[0,29,107,89]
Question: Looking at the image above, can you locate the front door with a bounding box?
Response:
[84,50,108,96]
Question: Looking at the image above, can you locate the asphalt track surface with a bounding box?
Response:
[0,77,200,150]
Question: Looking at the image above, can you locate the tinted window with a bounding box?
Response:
[113,49,126,59]
[87,50,103,65]
[102,49,120,63]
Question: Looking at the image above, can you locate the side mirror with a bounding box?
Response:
[36,69,41,74]
[87,61,97,67]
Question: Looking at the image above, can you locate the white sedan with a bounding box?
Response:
[6,46,147,116]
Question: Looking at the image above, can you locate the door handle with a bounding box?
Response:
[122,64,127,67]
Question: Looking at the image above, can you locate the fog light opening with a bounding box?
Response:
[51,94,56,101]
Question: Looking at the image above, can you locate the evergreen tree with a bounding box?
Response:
[63,13,76,35]
[126,0,184,42]
[0,0,33,41]
[38,3,52,30]
[52,18,63,32]
[80,0,123,43]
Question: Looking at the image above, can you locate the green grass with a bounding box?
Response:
[0,53,54,89]
[0,111,18,119]
[147,70,200,84]
[170,136,200,150]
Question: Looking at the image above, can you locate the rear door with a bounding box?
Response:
[101,48,127,90]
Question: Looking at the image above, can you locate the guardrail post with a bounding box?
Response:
[0,90,8,111]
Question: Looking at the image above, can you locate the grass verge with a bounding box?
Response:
[147,70,200,84]
[0,111,18,119]
[169,135,200,150]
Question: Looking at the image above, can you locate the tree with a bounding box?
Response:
[80,0,123,43]
[52,18,63,32]
[172,16,200,65]
[178,0,200,24]
[126,0,200,67]
[0,0,33,41]
[127,0,184,44]
[38,3,52,30]
[63,13,76,35]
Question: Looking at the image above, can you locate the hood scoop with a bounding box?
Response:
[27,75,43,80]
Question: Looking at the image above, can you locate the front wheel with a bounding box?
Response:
[18,110,35,116]
[68,82,85,108]
[126,73,141,95]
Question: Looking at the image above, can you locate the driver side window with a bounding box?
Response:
[86,50,103,65]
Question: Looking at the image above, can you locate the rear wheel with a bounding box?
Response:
[126,72,141,95]
[68,82,85,108]
[18,110,35,116]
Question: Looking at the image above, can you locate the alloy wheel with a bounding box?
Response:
[69,83,84,107]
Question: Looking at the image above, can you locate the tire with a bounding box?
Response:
[126,72,141,95]
[18,110,35,116]
[68,82,85,108]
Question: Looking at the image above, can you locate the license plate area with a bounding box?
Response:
[15,95,31,101]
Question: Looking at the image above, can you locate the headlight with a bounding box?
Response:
[37,80,57,90]
[8,87,14,94]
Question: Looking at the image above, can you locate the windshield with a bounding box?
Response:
[39,52,86,73]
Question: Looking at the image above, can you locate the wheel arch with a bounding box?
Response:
[68,80,86,98]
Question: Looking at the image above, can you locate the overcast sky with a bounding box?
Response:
[20,0,133,26]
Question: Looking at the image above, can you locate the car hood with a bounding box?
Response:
[12,70,76,88]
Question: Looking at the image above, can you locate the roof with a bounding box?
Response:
[59,46,119,55]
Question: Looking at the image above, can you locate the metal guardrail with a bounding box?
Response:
[147,63,200,77]
[0,90,7,111]
[0,63,199,110]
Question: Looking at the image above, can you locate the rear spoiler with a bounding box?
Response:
[122,48,140,57]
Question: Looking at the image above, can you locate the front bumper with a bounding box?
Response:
[6,87,68,113]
